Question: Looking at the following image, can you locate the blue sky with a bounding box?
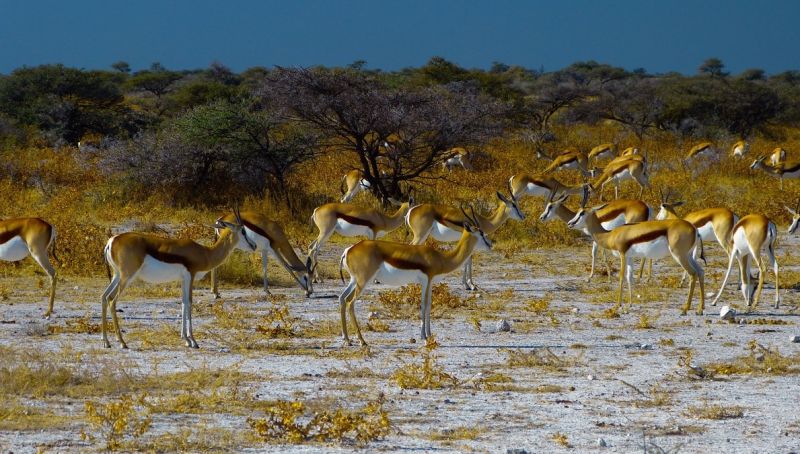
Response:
[1,0,797,75]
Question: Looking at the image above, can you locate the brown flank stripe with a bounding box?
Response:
[598,207,626,223]
[783,162,800,173]
[242,220,273,243]
[385,256,430,274]
[688,212,715,229]
[624,227,668,250]
[0,226,23,245]
[433,213,466,229]
[144,246,190,266]
[338,213,375,228]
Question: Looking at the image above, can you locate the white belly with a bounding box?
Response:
[524,183,550,197]
[0,236,30,262]
[136,255,190,283]
[732,228,753,256]
[560,161,578,170]
[430,222,463,242]
[335,219,374,238]
[696,222,715,242]
[610,169,632,183]
[733,146,744,157]
[628,236,670,259]
[374,263,427,286]
[783,168,800,179]
[601,214,626,230]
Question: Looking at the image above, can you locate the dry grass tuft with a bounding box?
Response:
[392,342,457,389]
[686,402,745,420]
[506,348,583,372]
[705,340,800,376]
[551,431,571,448]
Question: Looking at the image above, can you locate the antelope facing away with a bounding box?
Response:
[340,169,371,203]
[686,142,716,160]
[0,218,58,318]
[567,205,706,315]
[508,174,585,201]
[101,209,255,348]
[711,214,778,310]
[211,211,313,298]
[731,140,749,158]
[443,148,473,172]
[750,155,800,190]
[592,157,649,200]
[541,148,596,178]
[308,198,413,282]
[656,188,738,286]
[338,205,491,345]
[539,187,650,282]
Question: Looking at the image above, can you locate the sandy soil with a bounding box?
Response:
[1,235,799,453]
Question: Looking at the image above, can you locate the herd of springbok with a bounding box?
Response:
[1,140,796,348]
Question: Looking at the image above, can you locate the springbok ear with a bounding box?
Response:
[591,203,608,213]
[672,201,685,207]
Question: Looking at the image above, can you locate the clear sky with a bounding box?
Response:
[1,0,798,75]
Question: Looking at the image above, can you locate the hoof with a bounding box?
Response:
[342,338,353,347]
[103,342,111,349]
[695,310,704,316]
[359,339,368,347]
[121,343,129,349]
[43,313,52,320]
[213,294,222,300]
[680,311,688,316]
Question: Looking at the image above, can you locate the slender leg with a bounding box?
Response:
[109,280,129,349]
[615,253,626,311]
[739,255,752,307]
[588,242,597,281]
[183,274,198,348]
[339,280,357,346]
[637,258,646,280]
[625,258,634,312]
[210,267,221,299]
[752,254,766,311]
[347,287,367,346]
[767,239,779,309]
[31,251,57,318]
[100,275,120,348]
[261,250,270,294]
[423,279,433,339]
[603,248,612,283]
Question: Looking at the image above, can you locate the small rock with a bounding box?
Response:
[790,335,800,343]
[409,338,416,344]
[597,438,607,447]
[587,374,595,381]
[571,307,579,313]
[739,318,746,325]
[218,347,230,353]
[755,353,765,362]
[639,343,653,350]
[496,319,511,332]
[367,311,380,320]
[73,286,79,291]
[720,305,736,321]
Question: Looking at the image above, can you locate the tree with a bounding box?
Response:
[699,58,728,77]
[574,77,664,140]
[111,61,131,74]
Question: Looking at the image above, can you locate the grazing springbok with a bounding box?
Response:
[731,140,749,158]
[406,185,523,290]
[686,142,716,160]
[592,157,649,200]
[0,218,58,318]
[508,174,584,201]
[443,148,473,172]
[567,205,706,315]
[101,209,254,349]
[587,143,616,161]
[541,148,596,178]
[308,198,414,281]
[210,211,313,298]
[711,214,778,310]
[750,154,800,190]
[338,205,491,345]
[340,169,371,203]
[539,187,650,281]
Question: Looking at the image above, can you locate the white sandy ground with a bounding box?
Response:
[1,234,799,453]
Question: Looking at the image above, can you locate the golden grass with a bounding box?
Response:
[705,341,800,376]
[686,402,745,420]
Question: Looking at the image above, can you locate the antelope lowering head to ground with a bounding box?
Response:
[686,142,716,160]
[340,169,371,203]
[406,183,523,290]
[443,148,473,172]
[539,187,650,282]
[0,217,58,318]
[587,143,615,161]
[568,204,705,315]
[101,208,255,349]
[508,174,585,201]
[338,205,491,345]
[656,188,738,286]
[592,157,649,200]
[711,214,778,310]
[750,154,800,190]
[541,148,596,178]
[211,211,313,298]
[731,140,749,158]
[308,197,414,282]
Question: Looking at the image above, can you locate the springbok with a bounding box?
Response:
[750,155,800,190]
[508,174,584,201]
[101,209,254,348]
[686,142,716,160]
[340,169,371,203]
[731,140,749,158]
[0,218,58,318]
[443,148,473,172]
[587,143,616,161]
[308,198,413,281]
[711,214,778,310]
[541,148,596,178]
[592,157,649,200]
[338,205,491,345]
[210,211,313,298]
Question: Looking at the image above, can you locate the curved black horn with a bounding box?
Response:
[580,184,590,208]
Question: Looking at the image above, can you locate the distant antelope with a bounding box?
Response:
[592,158,649,200]
[211,211,312,298]
[587,143,615,161]
[731,140,749,158]
[711,214,778,310]
[508,174,584,200]
[443,148,473,172]
[0,218,58,318]
[541,148,596,178]
[620,147,640,157]
[769,147,787,166]
[406,185,523,290]
[338,205,491,345]
[340,169,371,203]
[686,142,716,160]
[750,154,800,190]
[567,206,706,315]
[101,209,254,349]
[308,198,413,281]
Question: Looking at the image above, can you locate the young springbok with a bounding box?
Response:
[340,169,371,203]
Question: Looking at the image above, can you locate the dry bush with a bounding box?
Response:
[81,394,152,451]
[376,283,474,319]
[47,314,101,334]
[686,402,744,420]
[506,348,584,372]
[705,340,800,376]
[392,342,458,389]
[551,432,571,448]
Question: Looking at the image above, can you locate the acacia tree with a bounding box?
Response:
[261,67,505,202]
[577,77,664,141]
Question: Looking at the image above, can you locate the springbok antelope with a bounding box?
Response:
[686,142,716,160]
[210,211,312,298]
[443,148,473,172]
[541,148,596,178]
[508,174,584,201]
[769,147,787,166]
[338,205,491,345]
[656,189,737,286]
[406,186,523,290]
[340,169,371,203]
[711,214,778,310]
[588,143,615,161]
[592,157,649,200]
[539,188,650,281]
[750,155,800,190]
[731,140,749,158]
[620,147,640,157]
[101,209,254,348]
[0,218,58,318]
[308,198,413,281]
[567,206,706,315]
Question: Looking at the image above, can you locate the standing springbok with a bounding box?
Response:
[769,147,787,166]
[0,218,58,318]
[750,154,800,190]
[101,209,254,349]
[731,140,749,158]
[686,142,716,160]
[338,205,491,345]
[587,143,615,161]
[539,187,650,282]
[541,148,596,178]
[211,211,313,298]
[592,157,649,200]
[308,198,413,281]
[711,214,778,310]
[443,148,473,172]
[406,186,523,290]
[567,205,705,315]
[340,169,371,203]
[508,174,584,201]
